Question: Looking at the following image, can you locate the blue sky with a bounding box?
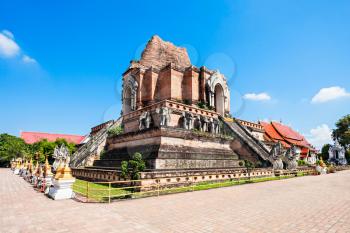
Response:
[1,0,349,149]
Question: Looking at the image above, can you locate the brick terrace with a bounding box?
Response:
[1,168,350,233]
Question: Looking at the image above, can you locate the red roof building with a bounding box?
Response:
[20,131,85,144]
[260,121,316,158]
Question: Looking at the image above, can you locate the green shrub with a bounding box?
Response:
[107,125,123,136]
[298,160,306,166]
[183,99,191,105]
[244,160,254,169]
[120,161,129,178]
[196,101,208,109]
[207,105,214,111]
[129,152,146,180]
[120,152,146,180]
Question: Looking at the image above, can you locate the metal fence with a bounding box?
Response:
[72,168,316,203]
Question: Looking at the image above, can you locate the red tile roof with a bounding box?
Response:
[260,121,315,151]
[260,122,291,148]
[260,121,284,141]
[20,132,85,144]
[271,122,304,140]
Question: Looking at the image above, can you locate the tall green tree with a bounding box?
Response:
[0,134,27,167]
[54,138,77,154]
[319,144,331,161]
[30,138,77,163]
[333,114,350,149]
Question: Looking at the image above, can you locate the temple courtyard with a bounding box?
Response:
[0,169,349,233]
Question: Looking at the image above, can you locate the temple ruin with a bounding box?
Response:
[71,35,314,183]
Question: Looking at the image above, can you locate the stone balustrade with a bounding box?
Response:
[123,99,218,122]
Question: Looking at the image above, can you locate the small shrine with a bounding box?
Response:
[328,139,347,165]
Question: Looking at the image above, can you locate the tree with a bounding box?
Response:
[319,144,331,161]
[346,150,350,164]
[0,134,27,167]
[333,114,350,149]
[128,152,146,180]
[54,138,77,155]
[29,138,77,163]
[120,161,129,179]
[32,139,55,162]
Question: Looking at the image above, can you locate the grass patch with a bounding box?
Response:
[73,179,131,202]
[73,172,310,202]
[192,175,297,191]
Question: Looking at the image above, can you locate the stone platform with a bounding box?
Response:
[98,126,240,170]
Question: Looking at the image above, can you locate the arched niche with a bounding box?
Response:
[122,75,138,115]
[123,86,132,114]
[214,84,225,116]
[206,71,230,116]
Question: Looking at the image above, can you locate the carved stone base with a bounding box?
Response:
[100,127,240,170]
[48,178,75,200]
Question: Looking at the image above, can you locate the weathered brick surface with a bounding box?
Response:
[1,168,350,233]
[139,35,191,70]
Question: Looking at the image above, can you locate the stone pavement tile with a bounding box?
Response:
[1,169,350,232]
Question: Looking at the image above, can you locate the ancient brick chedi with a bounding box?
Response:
[72,35,273,181]
[122,35,230,117]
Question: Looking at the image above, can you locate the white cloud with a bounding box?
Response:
[0,32,20,57]
[2,30,14,39]
[306,124,333,150]
[22,55,37,64]
[243,92,271,101]
[311,86,350,103]
[0,30,38,65]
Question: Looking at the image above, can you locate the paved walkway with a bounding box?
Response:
[1,169,350,233]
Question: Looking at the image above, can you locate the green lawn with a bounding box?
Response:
[73,179,132,202]
[73,172,310,202]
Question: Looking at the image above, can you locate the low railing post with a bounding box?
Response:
[191,176,194,192]
[87,182,89,202]
[157,182,159,197]
[108,182,111,204]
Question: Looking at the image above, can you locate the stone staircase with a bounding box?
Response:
[222,117,271,162]
[70,117,122,168]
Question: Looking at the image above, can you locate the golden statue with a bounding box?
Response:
[43,156,53,177]
[34,160,40,176]
[28,158,33,173]
[319,157,326,168]
[57,161,74,180]
[23,160,28,170]
[54,159,64,179]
